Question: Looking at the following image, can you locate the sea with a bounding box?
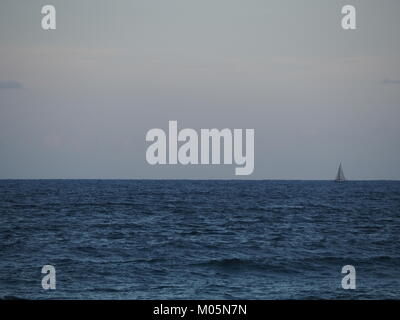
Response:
[0,180,399,299]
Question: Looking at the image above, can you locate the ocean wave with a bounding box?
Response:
[0,295,27,300]
[192,257,301,274]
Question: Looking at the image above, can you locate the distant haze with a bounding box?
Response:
[1,0,399,179]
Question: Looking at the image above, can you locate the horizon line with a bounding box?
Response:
[0,178,399,181]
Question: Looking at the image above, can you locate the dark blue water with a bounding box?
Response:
[0,180,399,299]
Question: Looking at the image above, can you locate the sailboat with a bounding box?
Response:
[335,163,346,182]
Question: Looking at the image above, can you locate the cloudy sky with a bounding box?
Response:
[1,0,399,179]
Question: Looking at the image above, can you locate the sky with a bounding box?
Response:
[0,0,399,179]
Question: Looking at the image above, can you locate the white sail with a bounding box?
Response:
[335,163,346,182]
